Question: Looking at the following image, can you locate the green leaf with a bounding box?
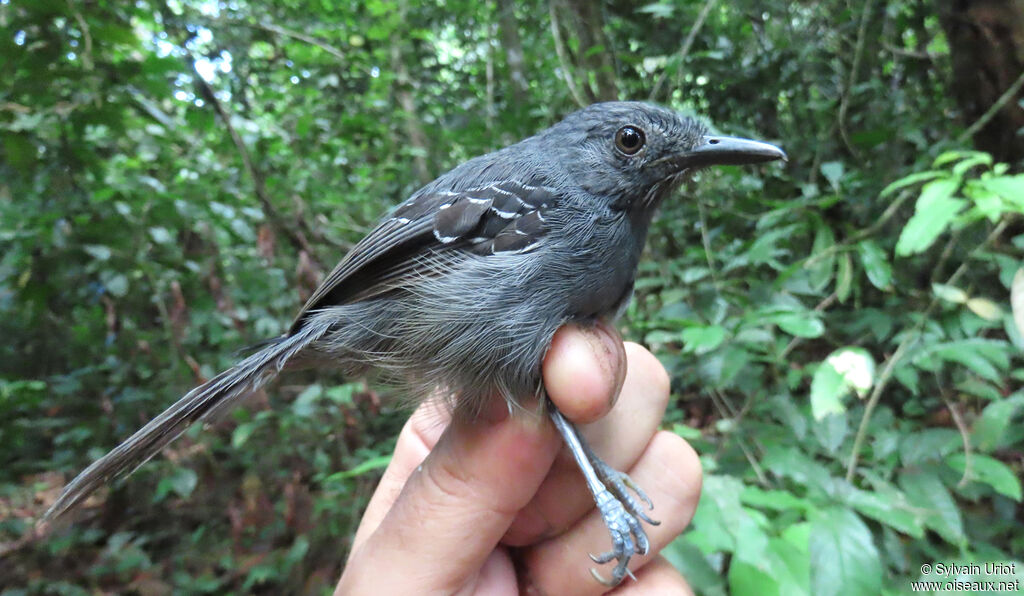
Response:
[820,161,844,190]
[856,240,892,290]
[155,467,198,501]
[745,224,799,265]
[771,312,825,338]
[895,178,965,256]
[965,181,1006,221]
[644,329,678,345]
[104,273,129,297]
[806,224,835,292]
[148,226,173,244]
[682,324,726,354]
[809,508,882,596]
[950,152,993,177]
[662,538,727,596]
[899,428,960,465]
[946,453,1022,501]
[292,384,323,417]
[978,172,1024,203]
[932,282,968,304]
[966,297,1003,320]
[686,475,749,554]
[836,252,853,303]
[898,468,964,545]
[973,393,1024,451]
[1012,269,1024,340]
[740,486,812,513]
[810,362,846,419]
[810,348,875,420]
[933,149,978,167]
[918,339,1011,383]
[232,421,259,448]
[826,347,875,396]
[843,486,923,538]
[637,2,676,18]
[83,245,113,260]
[671,423,702,440]
[325,454,392,481]
[812,411,848,454]
[879,170,941,198]
[730,560,782,596]
[762,447,833,495]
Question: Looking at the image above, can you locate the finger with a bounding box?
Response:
[504,342,670,545]
[339,401,561,594]
[519,431,703,596]
[544,321,627,424]
[347,399,452,556]
[610,555,694,596]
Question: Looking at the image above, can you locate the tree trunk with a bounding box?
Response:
[938,0,1024,163]
[564,0,619,101]
[389,38,431,184]
[497,0,529,107]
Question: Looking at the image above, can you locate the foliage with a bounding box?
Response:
[1,0,1021,594]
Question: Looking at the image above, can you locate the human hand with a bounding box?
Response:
[336,323,702,595]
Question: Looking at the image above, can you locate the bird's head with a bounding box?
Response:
[541,101,786,210]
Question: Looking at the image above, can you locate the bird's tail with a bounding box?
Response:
[41,319,332,523]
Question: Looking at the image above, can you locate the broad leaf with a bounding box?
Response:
[895,178,964,256]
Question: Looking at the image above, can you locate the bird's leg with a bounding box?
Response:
[546,399,658,586]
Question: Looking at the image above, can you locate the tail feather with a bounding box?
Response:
[41,321,331,523]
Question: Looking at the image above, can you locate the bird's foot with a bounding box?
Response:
[586,459,658,586]
[592,457,660,527]
[588,488,648,586]
[544,402,658,586]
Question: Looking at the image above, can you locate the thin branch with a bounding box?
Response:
[943,395,973,489]
[929,228,962,285]
[882,43,937,60]
[548,0,588,108]
[389,28,431,184]
[648,0,717,101]
[780,291,837,359]
[252,21,347,61]
[696,198,722,292]
[186,53,323,268]
[957,69,1024,145]
[801,187,915,270]
[710,388,771,485]
[837,0,874,159]
[845,219,1009,481]
[70,6,94,71]
[485,19,495,130]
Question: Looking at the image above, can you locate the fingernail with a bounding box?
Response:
[589,321,627,408]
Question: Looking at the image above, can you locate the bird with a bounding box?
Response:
[42,101,785,586]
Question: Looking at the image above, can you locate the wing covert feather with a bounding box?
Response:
[291,180,558,330]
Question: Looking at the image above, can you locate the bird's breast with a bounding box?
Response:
[558,210,647,320]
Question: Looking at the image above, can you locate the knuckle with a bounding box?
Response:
[646,432,702,531]
[625,342,672,408]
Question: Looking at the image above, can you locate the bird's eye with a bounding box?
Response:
[614,126,645,155]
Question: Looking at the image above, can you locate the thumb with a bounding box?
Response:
[340,403,560,593]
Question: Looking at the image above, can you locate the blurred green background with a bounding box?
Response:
[2,0,1023,594]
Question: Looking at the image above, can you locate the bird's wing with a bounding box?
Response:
[291,179,557,329]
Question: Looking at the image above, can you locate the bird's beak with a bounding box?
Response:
[670,135,787,170]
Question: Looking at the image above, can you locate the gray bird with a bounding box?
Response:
[42,101,785,585]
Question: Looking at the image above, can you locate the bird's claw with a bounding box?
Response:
[590,565,638,586]
[587,488,651,586]
[593,458,660,527]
